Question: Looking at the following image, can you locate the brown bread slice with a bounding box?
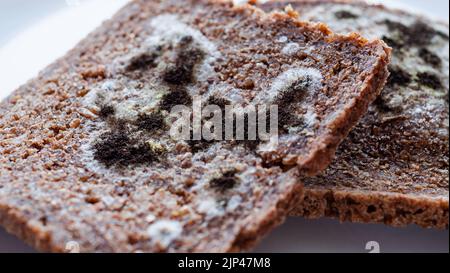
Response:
[260,0,449,229]
[0,0,389,252]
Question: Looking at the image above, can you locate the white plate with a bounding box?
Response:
[0,0,448,253]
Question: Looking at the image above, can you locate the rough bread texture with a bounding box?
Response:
[0,0,390,252]
[260,0,449,229]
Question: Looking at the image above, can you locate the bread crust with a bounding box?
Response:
[292,188,449,229]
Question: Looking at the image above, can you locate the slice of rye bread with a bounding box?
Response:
[260,0,449,229]
[0,0,390,252]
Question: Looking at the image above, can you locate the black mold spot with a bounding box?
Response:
[335,10,359,20]
[417,72,443,90]
[208,96,267,151]
[99,105,115,119]
[240,140,260,151]
[126,52,159,72]
[381,35,403,50]
[187,140,214,154]
[135,112,166,132]
[179,35,194,47]
[384,20,440,48]
[185,95,265,152]
[190,83,302,151]
[160,87,193,111]
[419,48,442,68]
[387,67,412,87]
[384,20,409,34]
[207,96,231,109]
[209,170,239,193]
[374,96,396,113]
[186,132,215,154]
[93,130,161,167]
[235,111,271,151]
[207,95,230,139]
[436,30,449,40]
[276,78,309,133]
[162,36,205,85]
[186,96,229,153]
[184,95,274,152]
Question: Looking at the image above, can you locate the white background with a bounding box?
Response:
[0,0,448,253]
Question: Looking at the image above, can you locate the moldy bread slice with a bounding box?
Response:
[0,0,390,252]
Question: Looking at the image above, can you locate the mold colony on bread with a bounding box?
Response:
[86,14,214,168]
[84,14,325,170]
